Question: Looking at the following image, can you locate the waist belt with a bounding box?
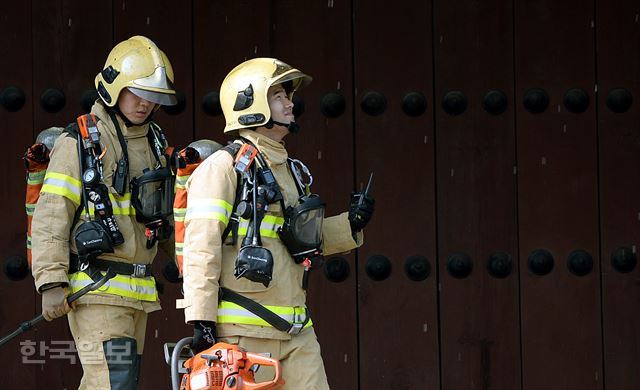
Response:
[220,287,310,335]
[69,254,153,278]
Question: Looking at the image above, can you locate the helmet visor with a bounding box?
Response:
[130,66,177,106]
[129,87,177,106]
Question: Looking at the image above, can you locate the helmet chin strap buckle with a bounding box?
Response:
[270,120,299,134]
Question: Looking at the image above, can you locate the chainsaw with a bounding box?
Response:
[165,337,285,390]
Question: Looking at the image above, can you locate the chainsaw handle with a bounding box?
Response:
[243,352,285,390]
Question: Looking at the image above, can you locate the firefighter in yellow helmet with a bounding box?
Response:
[31,35,177,389]
[179,58,375,389]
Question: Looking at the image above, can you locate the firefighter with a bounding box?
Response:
[179,58,375,389]
[31,35,177,389]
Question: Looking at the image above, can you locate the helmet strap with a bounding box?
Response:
[265,118,300,134]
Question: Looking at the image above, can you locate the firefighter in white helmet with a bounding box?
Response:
[179,58,375,389]
[31,35,177,389]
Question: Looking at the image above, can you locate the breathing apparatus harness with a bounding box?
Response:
[221,137,326,291]
[106,110,174,249]
[68,112,173,277]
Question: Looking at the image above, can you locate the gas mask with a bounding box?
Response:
[130,166,175,245]
[278,194,325,267]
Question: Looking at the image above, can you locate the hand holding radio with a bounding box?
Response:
[349,173,375,233]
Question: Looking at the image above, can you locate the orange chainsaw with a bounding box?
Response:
[166,337,284,390]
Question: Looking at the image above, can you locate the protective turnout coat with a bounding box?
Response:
[181,129,362,340]
[31,101,168,312]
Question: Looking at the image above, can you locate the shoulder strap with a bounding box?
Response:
[148,121,168,164]
[220,141,244,244]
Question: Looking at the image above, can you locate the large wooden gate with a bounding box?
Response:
[0,1,638,389]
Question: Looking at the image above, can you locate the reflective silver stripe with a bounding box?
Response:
[185,198,232,223]
[41,173,82,204]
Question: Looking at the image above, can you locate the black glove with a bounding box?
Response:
[348,192,375,233]
[190,321,216,354]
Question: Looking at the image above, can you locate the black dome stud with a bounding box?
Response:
[80,88,99,113]
[447,252,473,279]
[404,255,430,281]
[563,88,589,113]
[202,91,223,116]
[528,249,554,275]
[523,88,549,114]
[361,91,387,116]
[4,255,29,281]
[487,251,512,278]
[162,90,186,115]
[320,92,346,118]
[482,90,508,115]
[401,92,427,117]
[324,256,350,283]
[611,246,637,273]
[40,88,66,113]
[162,260,181,283]
[606,88,633,113]
[567,249,593,276]
[0,85,26,112]
[365,255,392,281]
[292,95,305,118]
[442,90,468,116]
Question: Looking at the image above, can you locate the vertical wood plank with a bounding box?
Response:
[354,0,439,389]
[596,0,640,388]
[434,0,521,388]
[193,0,271,144]
[515,1,603,388]
[0,1,36,388]
[114,0,194,149]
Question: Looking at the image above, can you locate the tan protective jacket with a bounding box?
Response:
[31,102,168,312]
[181,129,362,340]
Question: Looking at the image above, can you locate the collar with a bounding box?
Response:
[91,101,149,139]
[239,129,288,165]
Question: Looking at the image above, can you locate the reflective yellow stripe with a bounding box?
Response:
[175,175,190,189]
[236,215,284,239]
[217,301,312,328]
[174,207,186,222]
[26,236,32,249]
[109,193,135,215]
[175,242,183,256]
[185,198,233,224]
[68,271,158,301]
[25,203,36,216]
[27,170,46,185]
[41,172,82,204]
[81,193,136,216]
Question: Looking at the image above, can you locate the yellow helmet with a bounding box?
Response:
[220,57,312,134]
[95,35,177,107]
